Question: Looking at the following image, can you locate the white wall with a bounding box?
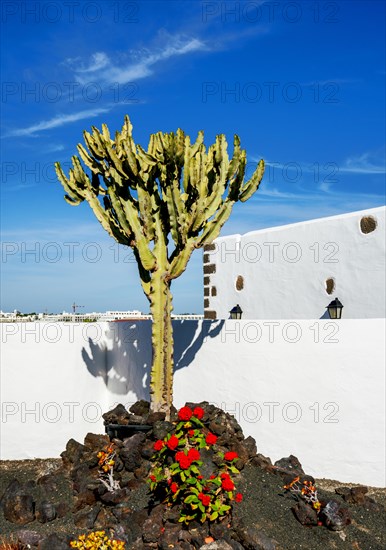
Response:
[204,207,385,320]
[0,322,126,459]
[1,319,384,487]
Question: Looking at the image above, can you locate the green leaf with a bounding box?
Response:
[180,472,186,482]
[220,504,231,513]
[184,495,198,504]
[186,478,197,485]
[198,502,205,513]
[229,466,240,474]
[209,511,219,521]
[191,416,204,427]
[190,465,200,475]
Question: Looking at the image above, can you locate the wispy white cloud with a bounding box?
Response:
[76,52,110,73]
[251,152,385,195]
[339,152,386,174]
[7,107,111,137]
[67,35,206,85]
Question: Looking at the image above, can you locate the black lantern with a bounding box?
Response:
[229,304,243,319]
[326,297,344,319]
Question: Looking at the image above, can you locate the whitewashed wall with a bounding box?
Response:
[203,207,385,320]
[1,319,385,487]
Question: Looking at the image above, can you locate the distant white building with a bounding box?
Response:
[203,206,385,320]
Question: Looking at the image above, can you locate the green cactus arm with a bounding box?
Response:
[136,184,155,241]
[108,185,156,271]
[83,130,105,160]
[55,162,85,205]
[132,248,151,297]
[169,239,196,279]
[195,199,235,247]
[239,159,265,202]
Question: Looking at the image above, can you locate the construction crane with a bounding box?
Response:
[72,302,85,314]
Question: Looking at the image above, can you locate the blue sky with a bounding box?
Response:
[1,0,385,314]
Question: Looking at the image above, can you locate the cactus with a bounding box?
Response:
[55,115,264,417]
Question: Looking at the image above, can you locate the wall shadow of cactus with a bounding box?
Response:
[81,319,224,400]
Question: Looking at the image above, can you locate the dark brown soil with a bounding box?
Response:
[1,457,385,549]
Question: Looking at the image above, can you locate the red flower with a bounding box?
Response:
[220,472,230,480]
[209,475,216,480]
[187,448,200,461]
[149,475,156,482]
[224,451,238,461]
[235,493,243,503]
[197,475,203,480]
[188,429,195,437]
[178,406,193,421]
[205,432,217,445]
[193,406,204,419]
[153,440,164,451]
[170,482,178,493]
[175,451,185,462]
[221,478,235,491]
[178,455,192,469]
[166,435,179,450]
[198,493,211,507]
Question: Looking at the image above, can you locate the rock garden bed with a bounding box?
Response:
[0,401,385,549]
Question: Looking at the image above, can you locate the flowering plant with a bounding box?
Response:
[97,444,120,492]
[70,530,125,549]
[148,405,243,524]
[284,476,321,512]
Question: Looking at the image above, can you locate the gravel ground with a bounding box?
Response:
[1,458,385,549]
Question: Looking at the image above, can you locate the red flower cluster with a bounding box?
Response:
[177,405,205,421]
[153,440,164,451]
[187,448,200,461]
[224,451,238,461]
[205,432,217,445]
[175,448,200,470]
[235,493,243,503]
[220,472,235,491]
[178,406,193,421]
[198,492,211,507]
[166,435,179,450]
[222,478,235,491]
[193,406,204,419]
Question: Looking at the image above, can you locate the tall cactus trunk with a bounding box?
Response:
[149,269,174,419]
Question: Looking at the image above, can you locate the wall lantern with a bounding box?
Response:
[326,297,344,319]
[229,304,243,319]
